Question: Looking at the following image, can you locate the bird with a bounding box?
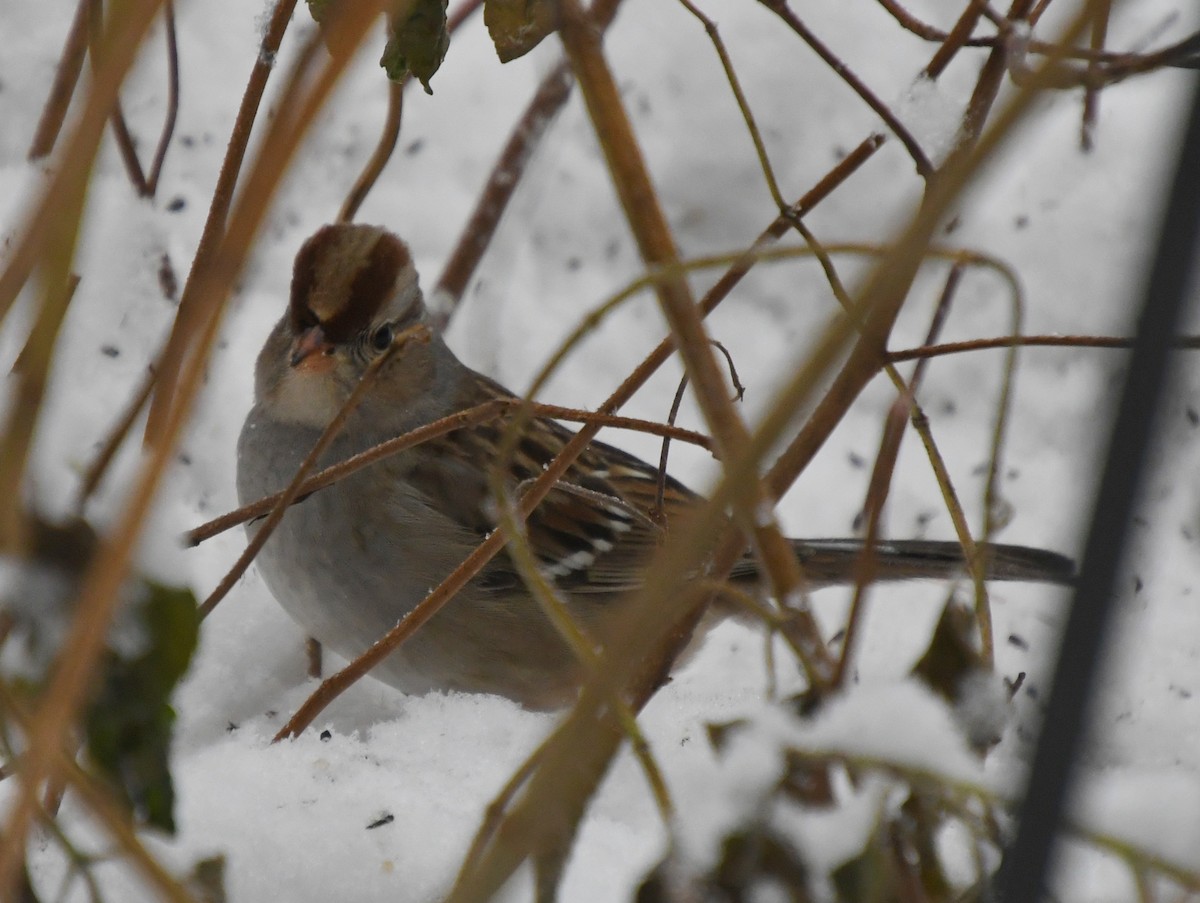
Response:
[236,223,1074,709]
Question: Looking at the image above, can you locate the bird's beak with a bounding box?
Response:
[289,325,333,369]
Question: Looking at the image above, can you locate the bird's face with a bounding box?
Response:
[254,223,435,428]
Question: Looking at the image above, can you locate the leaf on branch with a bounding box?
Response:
[85,580,200,834]
[381,0,450,93]
[484,0,556,63]
[912,601,983,704]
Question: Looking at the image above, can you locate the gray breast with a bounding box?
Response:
[236,409,451,692]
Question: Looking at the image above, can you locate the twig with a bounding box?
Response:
[1080,0,1112,152]
[187,399,712,546]
[884,332,1200,362]
[458,741,547,879]
[924,0,989,80]
[759,0,934,178]
[75,363,157,511]
[432,63,574,325]
[1027,0,1054,25]
[675,0,787,208]
[27,0,93,161]
[953,0,1037,162]
[781,217,992,651]
[338,80,404,223]
[655,376,689,522]
[0,276,81,551]
[338,0,484,224]
[144,0,180,196]
[487,488,674,821]
[0,0,166,332]
[431,0,623,329]
[561,0,836,697]
[832,266,959,689]
[880,0,1200,78]
[88,0,150,196]
[654,340,741,519]
[143,0,300,444]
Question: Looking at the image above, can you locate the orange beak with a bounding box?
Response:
[289,325,333,369]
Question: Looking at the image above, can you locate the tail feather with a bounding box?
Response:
[732,538,1075,588]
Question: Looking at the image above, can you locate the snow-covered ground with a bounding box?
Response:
[3,0,1200,900]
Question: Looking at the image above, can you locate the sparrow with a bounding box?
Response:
[236,223,1073,709]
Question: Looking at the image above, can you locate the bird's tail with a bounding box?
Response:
[732,538,1075,588]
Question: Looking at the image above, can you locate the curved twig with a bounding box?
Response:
[759,0,934,178]
[144,0,180,196]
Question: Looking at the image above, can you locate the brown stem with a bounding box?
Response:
[143,0,300,444]
[0,275,82,551]
[874,0,951,41]
[27,0,93,161]
[654,340,741,519]
[431,0,622,329]
[339,80,404,224]
[676,0,787,208]
[882,0,1198,81]
[885,332,1197,362]
[759,0,934,178]
[432,62,573,323]
[75,363,157,511]
[953,0,1036,160]
[833,266,960,689]
[88,0,150,195]
[558,0,834,688]
[188,399,711,547]
[655,375,689,521]
[144,0,180,196]
[787,223,991,663]
[924,0,989,80]
[1080,0,1111,152]
[1028,0,1054,24]
[306,637,323,679]
[338,0,484,225]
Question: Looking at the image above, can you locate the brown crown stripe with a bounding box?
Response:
[289,226,330,334]
[288,225,412,343]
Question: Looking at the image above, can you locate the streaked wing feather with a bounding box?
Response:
[414,380,698,594]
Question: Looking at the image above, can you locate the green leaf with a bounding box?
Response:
[85,580,199,834]
[381,0,450,93]
[483,0,556,63]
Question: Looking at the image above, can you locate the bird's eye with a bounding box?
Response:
[370,323,394,352]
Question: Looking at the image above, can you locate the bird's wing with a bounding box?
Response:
[409,395,698,594]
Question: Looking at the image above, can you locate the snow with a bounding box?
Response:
[3,0,1200,900]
